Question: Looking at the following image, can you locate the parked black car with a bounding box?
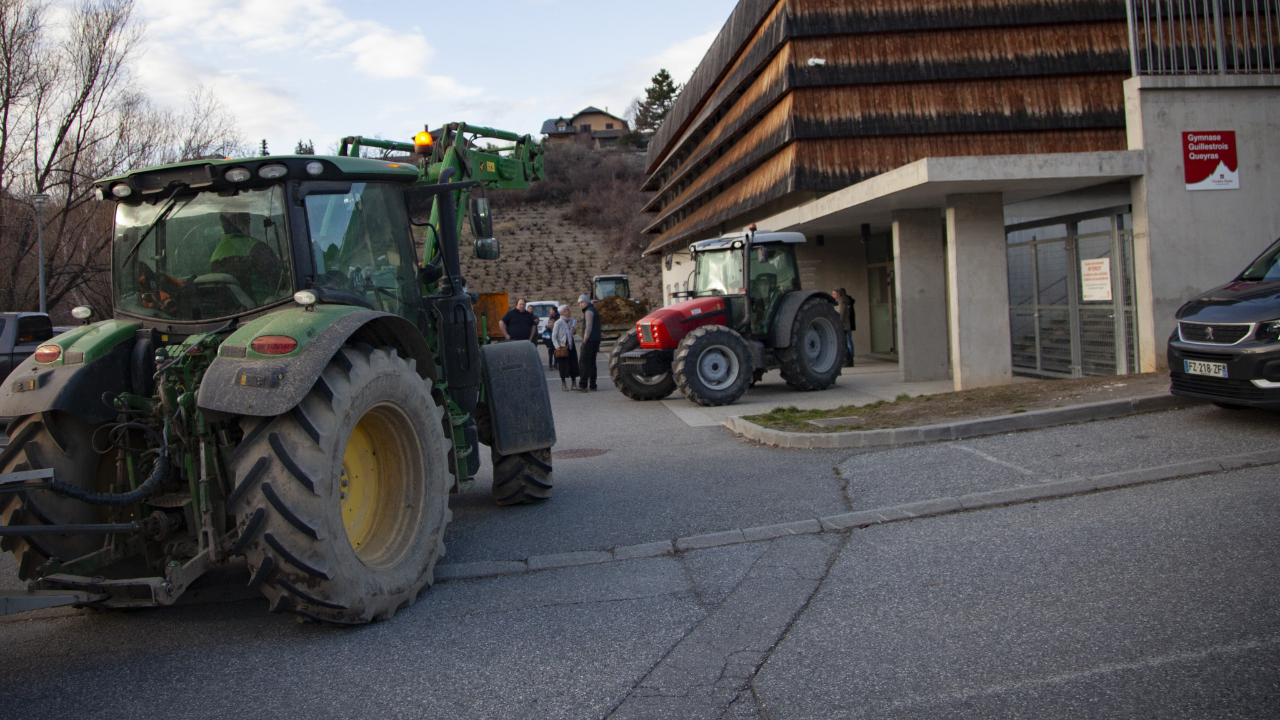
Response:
[1168,237,1280,410]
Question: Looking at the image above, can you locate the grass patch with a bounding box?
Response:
[742,373,1170,433]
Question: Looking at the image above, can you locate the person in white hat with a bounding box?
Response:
[551,304,578,390]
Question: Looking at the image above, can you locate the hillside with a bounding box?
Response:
[457,202,662,308]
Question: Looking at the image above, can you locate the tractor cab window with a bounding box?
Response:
[694,248,744,297]
[113,185,292,322]
[748,244,799,334]
[595,277,630,299]
[304,182,419,320]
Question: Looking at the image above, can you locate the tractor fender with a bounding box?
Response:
[0,319,139,425]
[478,340,555,456]
[197,306,437,419]
[770,291,837,348]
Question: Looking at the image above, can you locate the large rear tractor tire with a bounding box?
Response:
[0,413,115,579]
[779,300,843,391]
[609,330,676,401]
[490,447,553,506]
[227,346,453,624]
[673,325,752,406]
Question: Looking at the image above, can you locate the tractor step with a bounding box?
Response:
[620,349,673,376]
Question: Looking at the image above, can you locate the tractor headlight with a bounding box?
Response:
[305,161,324,177]
[111,183,132,198]
[258,164,288,179]
[224,167,251,183]
[293,290,318,307]
[93,187,105,201]
[71,306,93,320]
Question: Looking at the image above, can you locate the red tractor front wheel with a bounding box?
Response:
[673,326,752,406]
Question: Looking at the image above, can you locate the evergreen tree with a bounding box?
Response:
[632,69,681,134]
[295,139,315,155]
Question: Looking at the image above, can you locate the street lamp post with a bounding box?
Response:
[31,193,48,314]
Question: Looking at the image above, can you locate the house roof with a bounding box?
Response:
[540,117,577,135]
[571,106,626,124]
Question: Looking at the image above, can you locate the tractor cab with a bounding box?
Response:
[685,230,804,337]
[592,274,630,301]
[101,155,429,330]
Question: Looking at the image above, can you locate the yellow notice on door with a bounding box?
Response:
[1081,258,1112,302]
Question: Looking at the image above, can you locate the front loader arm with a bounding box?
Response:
[339,122,544,268]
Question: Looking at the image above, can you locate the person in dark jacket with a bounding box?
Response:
[574,293,601,391]
[499,298,537,342]
[833,288,855,367]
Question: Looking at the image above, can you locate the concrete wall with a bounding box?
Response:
[946,193,1012,390]
[795,236,871,356]
[893,209,950,381]
[1126,75,1280,369]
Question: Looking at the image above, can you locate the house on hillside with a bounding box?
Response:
[541,107,630,148]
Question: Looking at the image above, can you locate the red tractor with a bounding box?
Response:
[610,228,845,406]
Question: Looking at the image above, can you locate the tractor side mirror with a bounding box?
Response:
[474,237,500,260]
[468,197,492,239]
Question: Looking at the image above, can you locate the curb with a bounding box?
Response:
[433,446,1280,584]
[722,393,1204,449]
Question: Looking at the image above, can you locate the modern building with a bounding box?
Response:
[541,107,630,148]
[645,0,1280,390]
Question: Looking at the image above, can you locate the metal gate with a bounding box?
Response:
[1006,206,1139,378]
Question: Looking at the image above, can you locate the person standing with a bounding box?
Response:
[574,293,601,391]
[833,288,855,367]
[499,298,537,343]
[551,304,578,390]
[543,305,560,368]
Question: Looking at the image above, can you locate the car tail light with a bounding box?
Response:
[251,335,298,355]
[33,345,61,363]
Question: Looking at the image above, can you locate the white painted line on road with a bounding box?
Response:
[951,444,1036,475]
[877,635,1280,714]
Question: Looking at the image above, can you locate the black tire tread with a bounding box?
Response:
[778,299,844,392]
[609,330,677,401]
[491,447,553,506]
[228,346,453,623]
[672,325,752,407]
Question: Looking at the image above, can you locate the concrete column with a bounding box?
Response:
[892,209,950,382]
[945,193,1012,390]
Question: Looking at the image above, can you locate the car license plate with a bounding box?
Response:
[1184,359,1227,378]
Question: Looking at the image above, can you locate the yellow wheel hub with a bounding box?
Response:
[339,403,418,565]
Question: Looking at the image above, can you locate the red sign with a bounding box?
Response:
[1184,131,1238,190]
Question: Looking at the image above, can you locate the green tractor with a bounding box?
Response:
[0,123,554,623]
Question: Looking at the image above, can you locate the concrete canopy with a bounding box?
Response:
[753,150,1145,238]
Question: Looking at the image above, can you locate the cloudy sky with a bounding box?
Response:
[131,0,739,155]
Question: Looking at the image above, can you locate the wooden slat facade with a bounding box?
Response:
[641,0,1133,254]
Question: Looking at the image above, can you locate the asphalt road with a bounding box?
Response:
[0,366,1276,718]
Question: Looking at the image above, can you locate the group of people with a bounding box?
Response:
[497,288,855,394]
[499,295,601,392]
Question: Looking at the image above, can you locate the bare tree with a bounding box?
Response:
[0,0,246,318]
